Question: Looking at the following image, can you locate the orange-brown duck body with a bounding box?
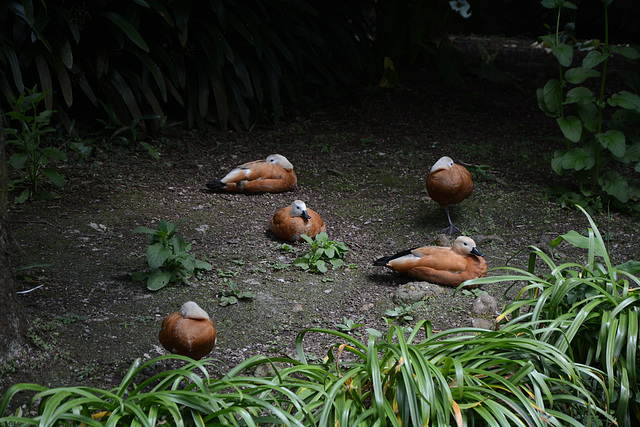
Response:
[426,156,473,234]
[270,200,326,242]
[206,154,297,194]
[374,236,487,288]
[159,301,217,360]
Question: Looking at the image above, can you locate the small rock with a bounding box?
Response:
[360,302,374,312]
[393,281,444,305]
[291,303,303,312]
[435,234,451,246]
[471,294,498,315]
[472,318,494,330]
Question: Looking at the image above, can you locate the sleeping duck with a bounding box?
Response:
[207,154,297,194]
[374,236,487,288]
[270,200,326,242]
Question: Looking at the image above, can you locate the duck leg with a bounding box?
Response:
[441,207,461,234]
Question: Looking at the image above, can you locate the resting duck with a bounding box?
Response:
[270,200,326,242]
[158,301,217,360]
[426,156,473,234]
[373,236,487,288]
[206,154,297,194]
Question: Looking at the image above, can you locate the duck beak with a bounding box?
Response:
[471,247,484,257]
[301,211,311,220]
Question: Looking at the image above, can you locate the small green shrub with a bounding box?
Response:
[537,0,640,212]
[292,232,349,273]
[4,87,67,203]
[131,219,212,291]
[217,280,255,306]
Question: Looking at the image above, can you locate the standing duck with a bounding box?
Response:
[158,301,217,360]
[270,200,326,242]
[373,236,487,288]
[206,154,297,194]
[426,156,473,234]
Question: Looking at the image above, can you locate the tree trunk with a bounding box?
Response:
[0,106,26,363]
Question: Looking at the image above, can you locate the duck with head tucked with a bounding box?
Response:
[270,200,326,242]
[373,236,487,288]
[206,154,297,194]
[159,301,217,360]
[426,156,473,234]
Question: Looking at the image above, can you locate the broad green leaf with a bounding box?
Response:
[315,260,327,273]
[14,189,30,204]
[562,147,594,171]
[330,258,345,269]
[551,151,566,175]
[557,115,582,142]
[9,153,28,170]
[103,12,149,52]
[551,43,573,67]
[608,91,640,111]
[559,230,606,257]
[195,260,213,270]
[564,86,595,104]
[596,130,626,157]
[541,79,563,114]
[147,243,172,269]
[613,45,640,60]
[42,147,67,161]
[599,171,630,203]
[325,246,335,259]
[582,50,608,70]
[147,269,171,291]
[42,169,66,188]
[577,102,598,132]
[564,67,600,84]
[617,261,640,276]
[132,226,159,236]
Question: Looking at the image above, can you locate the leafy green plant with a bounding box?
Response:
[467,206,640,424]
[537,0,640,212]
[4,87,67,203]
[217,280,256,306]
[383,300,425,324]
[292,232,349,273]
[131,219,212,291]
[334,315,365,335]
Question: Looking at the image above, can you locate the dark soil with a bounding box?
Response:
[2,37,640,402]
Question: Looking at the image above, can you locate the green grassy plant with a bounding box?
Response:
[131,219,212,291]
[293,232,349,273]
[0,323,609,425]
[467,206,640,424]
[4,87,67,203]
[537,0,640,213]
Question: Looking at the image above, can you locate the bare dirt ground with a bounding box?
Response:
[2,37,639,399]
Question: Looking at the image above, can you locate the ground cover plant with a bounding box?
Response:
[131,219,212,291]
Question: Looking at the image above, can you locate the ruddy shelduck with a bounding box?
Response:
[373,236,487,288]
[206,154,297,194]
[426,156,473,234]
[158,301,217,360]
[270,200,326,242]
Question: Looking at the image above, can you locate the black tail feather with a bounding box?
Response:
[206,179,225,191]
[373,248,417,266]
